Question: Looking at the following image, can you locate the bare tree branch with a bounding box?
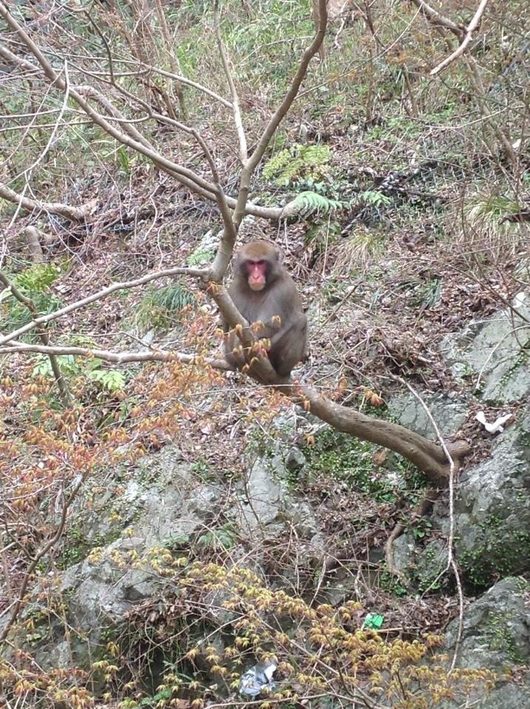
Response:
[124,60,232,108]
[209,0,329,280]
[0,265,207,346]
[0,3,306,223]
[0,341,230,370]
[246,0,328,175]
[0,182,91,221]
[409,0,465,38]
[431,0,491,75]
[409,0,518,167]
[215,5,248,162]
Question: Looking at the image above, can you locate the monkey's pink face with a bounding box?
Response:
[245,260,268,291]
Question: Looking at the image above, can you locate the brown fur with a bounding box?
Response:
[224,241,307,377]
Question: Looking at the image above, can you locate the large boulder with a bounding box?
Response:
[444,577,530,708]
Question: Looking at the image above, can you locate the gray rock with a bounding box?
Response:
[444,577,530,708]
[433,404,530,584]
[285,446,307,472]
[24,446,225,670]
[388,392,468,440]
[235,456,285,535]
[390,532,417,578]
[232,425,316,541]
[441,291,530,403]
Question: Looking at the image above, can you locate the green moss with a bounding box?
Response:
[459,517,530,592]
[483,610,525,664]
[301,427,418,503]
[58,525,119,569]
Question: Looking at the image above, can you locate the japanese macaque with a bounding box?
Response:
[224,240,307,377]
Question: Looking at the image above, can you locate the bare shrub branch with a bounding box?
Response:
[0,271,72,406]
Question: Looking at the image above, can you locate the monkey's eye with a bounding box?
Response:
[249,260,266,270]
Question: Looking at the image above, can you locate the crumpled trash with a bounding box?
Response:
[363,613,384,630]
[239,659,277,698]
[475,411,513,434]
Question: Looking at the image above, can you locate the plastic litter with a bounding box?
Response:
[363,613,384,630]
[239,659,277,698]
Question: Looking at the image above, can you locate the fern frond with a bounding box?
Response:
[291,191,343,218]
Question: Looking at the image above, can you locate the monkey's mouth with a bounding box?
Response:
[249,281,265,291]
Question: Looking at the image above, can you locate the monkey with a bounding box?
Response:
[223,240,307,378]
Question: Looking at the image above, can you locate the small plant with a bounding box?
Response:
[301,427,416,503]
[411,517,433,541]
[196,524,237,552]
[379,570,408,597]
[32,355,126,394]
[1,263,63,337]
[466,193,521,226]
[334,227,387,272]
[81,561,497,707]
[14,263,62,291]
[359,190,392,208]
[88,367,126,393]
[136,283,195,331]
[484,605,527,664]
[263,143,331,187]
[412,277,442,308]
[290,190,343,217]
[461,192,526,263]
[190,457,212,478]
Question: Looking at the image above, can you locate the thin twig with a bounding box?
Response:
[0,474,85,642]
[214,3,247,161]
[396,377,458,567]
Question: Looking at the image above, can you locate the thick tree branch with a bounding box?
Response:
[297,383,470,483]
[207,286,471,481]
[0,182,91,221]
[409,0,465,38]
[2,334,470,481]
